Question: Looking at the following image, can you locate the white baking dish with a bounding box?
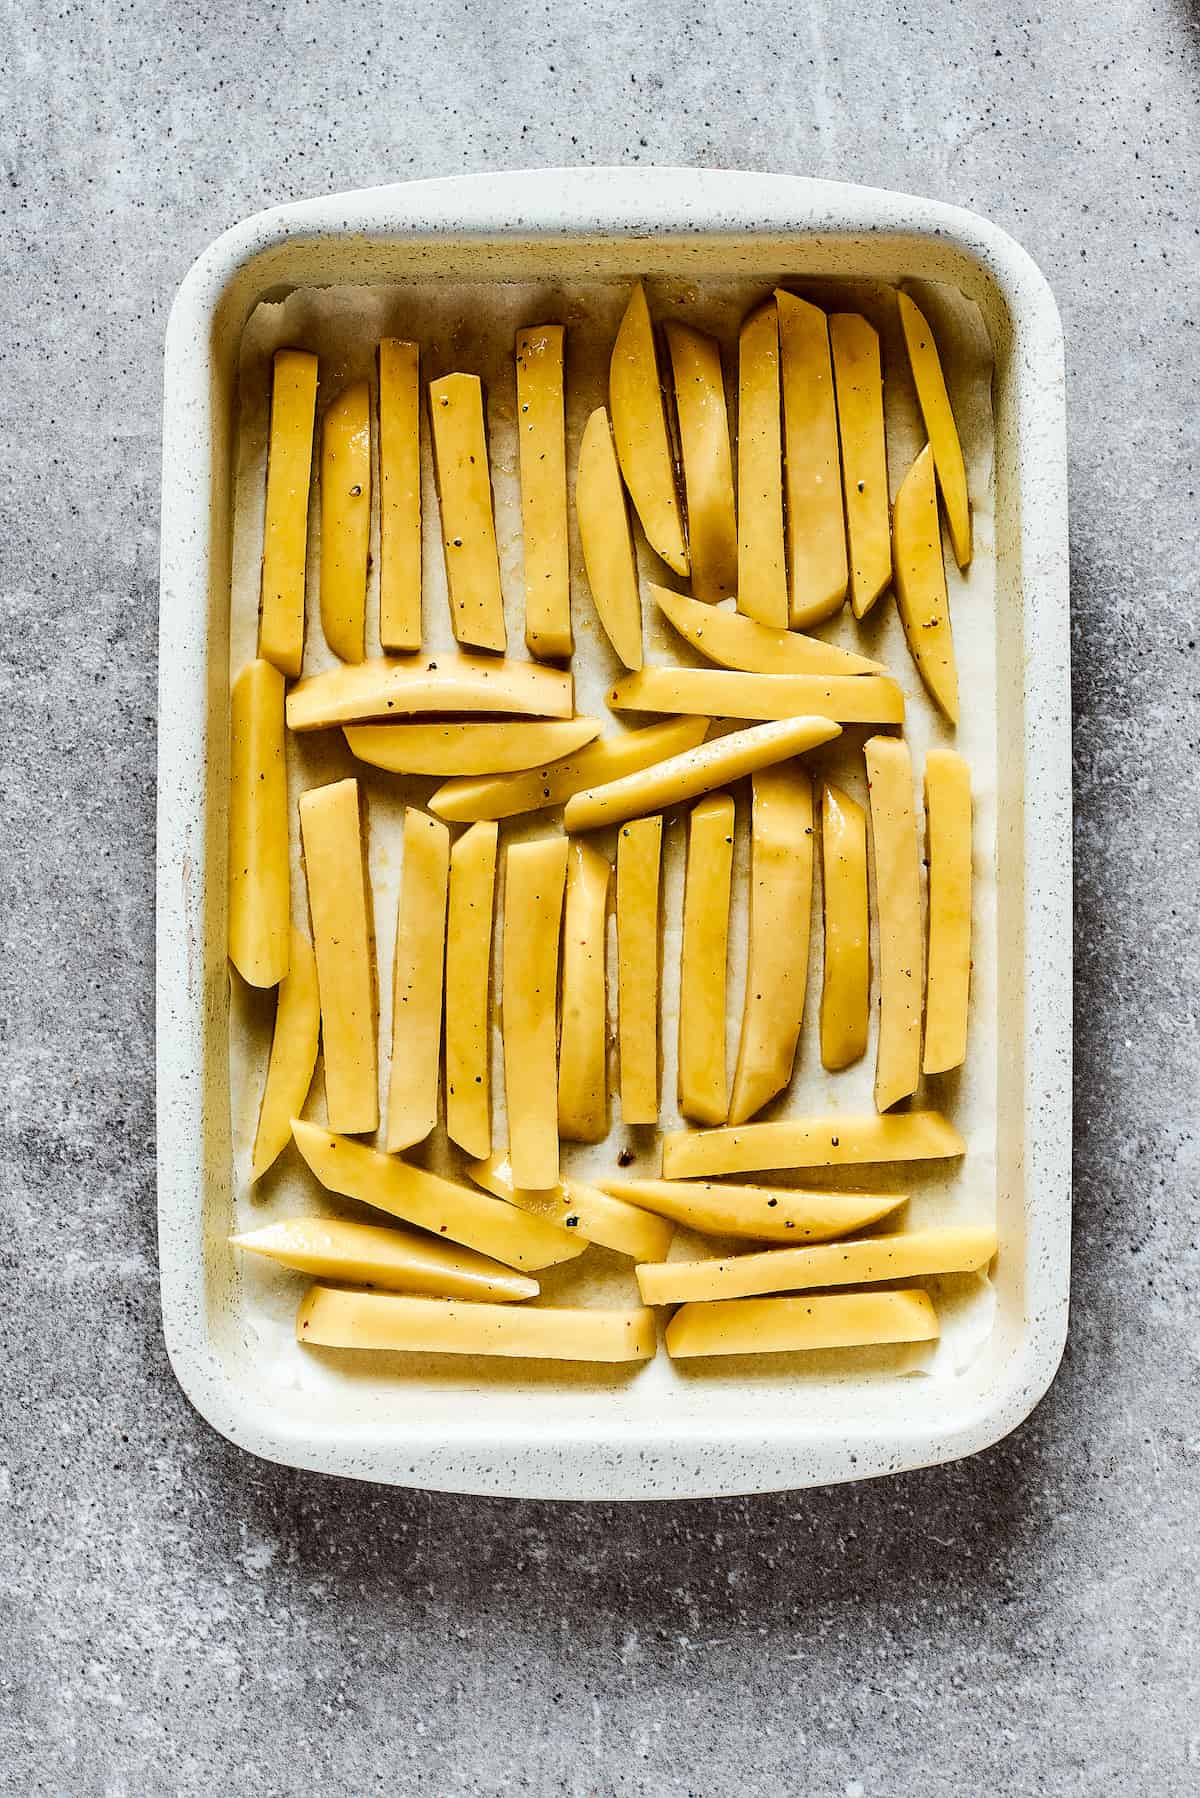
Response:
[157,168,1070,1500]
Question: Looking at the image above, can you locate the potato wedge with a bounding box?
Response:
[898,290,971,569]
[576,406,643,669]
[729,766,813,1125]
[665,322,737,602]
[638,1226,996,1305]
[286,653,573,731]
[892,444,959,723]
[609,281,689,575]
[616,815,663,1125]
[864,735,923,1111]
[378,338,422,653]
[819,783,870,1071]
[564,716,841,834]
[665,1289,938,1359]
[558,841,611,1143]
[594,1178,906,1244]
[297,1286,657,1362]
[445,821,498,1159]
[320,380,371,664]
[298,778,377,1134]
[386,808,450,1152]
[608,667,903,725]
[661,1110,965,1178]
[259,348,318,677]
[428,372,506,651]
[678,793,735,1125]
[516,325,572,658]
[344,717,602,777]
[469,1152,675,1262]
[923,749,972,1074]
[775,291,847,628]
[232,1216,538,1302]
[736,299,788,627]
[650,584,883,677]
[291,1119,583,1270]
[503,837,569,1189]
[228,658,290,988]
[829,313,891,619]
[250,925,320,1180]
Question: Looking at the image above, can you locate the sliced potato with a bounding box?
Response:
[386,808,450,1153]
[344,717,602,777]
[320,381,371,664]
[516,324,572,658]
[736,298,788,628]
[616,815,663,1125]
[775,291,847,628]
[558,841,611,1143]
[829,313,891,619]
[864,735,923,1112]
[923,749,972,1074]
[298,778,377,1134]
[898,290,971,569]
[259,348,318,677]
[297,1286,657,1362]
[819,783,870,1071]
[650,584,883,677]
[286,652,573,731]
[609,281,689,575]
[594,1178,906,1244]
[232,1216,538,1302]
[892,444,959,723]
[250,925,320,1180]
[661,1110,965,1178]
[665,1289,939,1359]
[608,667,904,725]
[445,821,498,1159]
[665,322,737,602]
[377,338,422,654]
[229,659,290,988]
[678,793,735,1125]
[502,837,569,1189]
[637,1226,996,1305]
[576,407,643,669]
[428,372,506,651]
[469,1151,675,1262]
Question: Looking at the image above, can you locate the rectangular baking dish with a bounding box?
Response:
[157,168,1070,1500]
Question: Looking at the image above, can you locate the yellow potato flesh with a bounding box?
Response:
[650,584,883,676]
[829,313,891,619]
[259,348,317,677]
[678,793,734,1125]
[637,1226,996,1305]
[232,1216,538,1302]
[343,717,602,777]
[864,735,924,1111]
[775,291,847,628]
[516,325,572,659]
[386,808,450,1152]
[502,837,569,1189]
[595,1178,906,1244]
[665,1289,938,1359]
[616,815,663,1125]
[820,782,869,1071]
[892,444,959,723]
[298,778,378,1134]
[666,321,737,602]
[576,407,643,670]
[428,372,507,651]
[444,821,498,1158]
[609,281,689,575]
[297,1286,657,1362]
[661,1110,965,1178]
[736,299,788,628]
[923,748,972,1074]
[228,658,290,988]
[898,290,972,569]
[608,667,903,725]
[377,338,422,653]
[320,381,371,664]
[469,1152,675,1263]
[557,841,611,1143]
[251,925,320,1180]
[286,652,573,731]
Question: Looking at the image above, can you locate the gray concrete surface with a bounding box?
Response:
[2,1,1198,1792]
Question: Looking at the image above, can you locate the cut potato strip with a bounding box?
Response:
[666,322,737,602]
[298,779,377,1134]
[610,281,689,576]
[923,749,972,1074]
[830,313,891,619]
[661,1110,965,1178]
[232,1216,538,1302]
[251,926,320,1180]
[898,291,971,569]
[259,348,318,677]
[229,659,290,988]
[469,1152,675,1262]
[558,842,611,1143]
[736,299,788,628]
[343,717,602,777]
[638,1226,996,1305]
[616,815,663,1124]
[608,667,903,725]
[378,338,422,653]
[665,1289,939,1359]
[386,809,450,1152]
[865,735,924,1111]
[297,1286,657,1362]
[291,1120,583,1270]
[576,407,643,669]
[503,837,569,1189]
[595,1178,906,1244]
[516,325,572,658]
[320,381,371,664]
[819,783,870,1071]
[650,584,883,677]
[678,793,735,1125]
[428,372,507,651]
[729,766,813,1125]
[892,444,959,723]
[286,653,573,731]
[775,291,847,628]
[564,716,841,833]
[445,821,498,1159]
[430,715,708,824]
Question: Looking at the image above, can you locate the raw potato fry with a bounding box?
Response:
[729,766,813,1125]
[259,348,318,676]
[830,313,891,619]
[516,325,572,658]
[678,793,734,1125]
[661,1110,966,1178]
[232,1216,539,1302]
[637,1226,997,1305]
[595,1178,907,1244]
[286,653,573,731]
[608,667,904,725]
[576,407,643,669]
[430,716,708,825]
[469,1152,675,1262]
[428,372,507,651]
[650,584,883,677]
[320,381,371,664]
[923,749,973,1074]
[557,842,611,1143]
[229,659,290,987]
[665,321,737,602]
[250,926,320,1180]
[665,1289,939,1360]
[865,735,923,1111]
[291,1119,584,1270]
[386,808,450,1152]
[820,783,870,1071]
[564,716,841,834]
[344,717,602,777]
[298,779,378,1134]
[297,1286,657,1362]
[775,291,847,628]
[736,299,788,628]
[898,290,972,569]
[503,837,569,1189]
[616,815,663,1124]
[609,281,689,576]
[892,444,959,723]
[377,339,422,653]
[444,821,498,1158]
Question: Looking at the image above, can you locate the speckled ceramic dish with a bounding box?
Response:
[157,169,1070,1499]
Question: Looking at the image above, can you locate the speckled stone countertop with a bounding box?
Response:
[2,3,1197,1793]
